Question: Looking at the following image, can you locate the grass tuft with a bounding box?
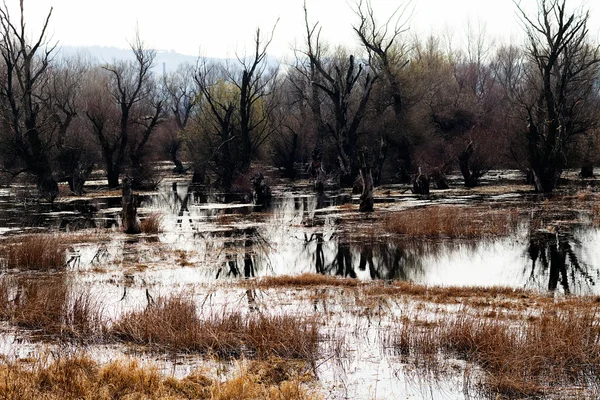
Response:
[140,213,164,234]
[111,294,319,360]
[3,234,66,270]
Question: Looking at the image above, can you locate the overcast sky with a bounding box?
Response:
[10,0,600,59]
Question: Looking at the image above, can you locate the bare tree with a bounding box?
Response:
[352,0,412,185]
[302,3,378,186]
[47,54,96,194]
[162,63,199,173]
[229,24,279,172]
[0,0,58,199]
[515,0,600,192]
[190,24,279,188]
[86,33,164,188]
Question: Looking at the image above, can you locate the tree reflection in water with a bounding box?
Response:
[527,230,595,294]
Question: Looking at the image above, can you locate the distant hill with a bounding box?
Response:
[56,45,279,74]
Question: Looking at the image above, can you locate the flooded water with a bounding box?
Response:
[1,178,600,295]
[1,176,600,399]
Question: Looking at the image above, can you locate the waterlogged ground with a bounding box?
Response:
[1,169,600,399]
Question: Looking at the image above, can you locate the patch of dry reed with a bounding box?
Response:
[254,274,360,288]
[111,295,318,360]
[390,306,600,397]
[140,213,164,234]
[3,234,66,270]
[0,276,103,340]
[0,355,320,399]
[384,206,519,239]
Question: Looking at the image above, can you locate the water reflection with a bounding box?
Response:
[527,230,596,294]
[3,181,600,294]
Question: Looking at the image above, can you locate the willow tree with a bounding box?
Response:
[516,0,600,193]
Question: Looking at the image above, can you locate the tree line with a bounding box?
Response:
[0,0,598,201]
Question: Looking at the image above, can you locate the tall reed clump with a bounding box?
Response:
[385,206,520,239]
[111,294,319,360]
[3,234,66,270]
[3,276,104,340]
[139,213,164,234]
[0,355,320,399]
[390,307,600,397]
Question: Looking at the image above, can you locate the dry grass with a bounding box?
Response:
[384,206,520,239]
[253,273,360,288]
[140,212,164,234]
[111,294,319,360]
[390,306,600,397]
[3,234,66,270]
[0,355,320,400]
[0,276,104,340]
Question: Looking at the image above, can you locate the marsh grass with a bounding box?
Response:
[384,206,520,239]
[3,234,66,270]
[140,213,164,234]
[254,274,360,288]
[111,295,318,360]
[1,277,104,340]
[0,355,320,400]
[390,306,600,397]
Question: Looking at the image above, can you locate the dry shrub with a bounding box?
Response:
[140,213,164,234]
[3,234,66,270]
[0,355,320,400]
[384,206,519,239]
[111,295,318,360]
[390,306,600,397]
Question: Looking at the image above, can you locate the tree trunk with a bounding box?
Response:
[412,168,430,195]
[121,177,140,234]
[358,150,374,212]
[458,142,476,187]
[580,164,594,178]
[170,147,185,174]
[373,136,388,186]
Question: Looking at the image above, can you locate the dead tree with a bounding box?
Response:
[515,0,600,193]
[0,1,58,200]
[121,177,140,234]
[230,24,280,172]
[302,4,378,186]
[163,63,200,174]
[88,32,160,188]
[353,0,412,183]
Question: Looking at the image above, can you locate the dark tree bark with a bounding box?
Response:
[358,150,374,212]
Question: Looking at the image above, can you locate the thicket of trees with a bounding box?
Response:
[0,0,598,199]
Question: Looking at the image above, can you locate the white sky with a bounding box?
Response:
[10,0,600,59]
